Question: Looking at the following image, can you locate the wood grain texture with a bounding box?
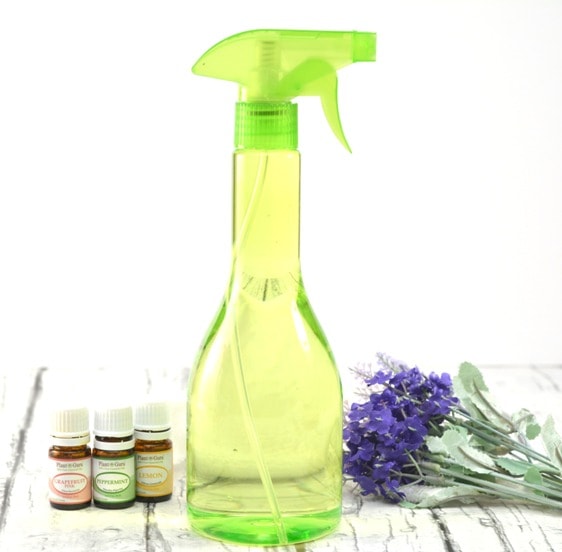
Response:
[0,365,561,551]
[0,368,46,534]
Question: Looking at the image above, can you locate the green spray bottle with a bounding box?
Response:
[187,29,376,546]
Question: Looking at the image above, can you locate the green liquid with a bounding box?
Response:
[187,150,342,545]
[189,503,341,545]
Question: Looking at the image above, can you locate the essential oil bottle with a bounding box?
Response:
[134,401,173,502]
[92,405,136,509]
[48,406,92,510]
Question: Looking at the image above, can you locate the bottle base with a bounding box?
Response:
[93,499,136,509]
[136,494,172,503]
[187,504,341,546]
[50,501,91,510]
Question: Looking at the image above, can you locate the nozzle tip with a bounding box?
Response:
[353,32,376,62]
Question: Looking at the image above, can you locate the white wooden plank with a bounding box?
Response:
[0,366,148,551]
[0,367,46,534]
[1,364,561,551]
[428,502,562,552]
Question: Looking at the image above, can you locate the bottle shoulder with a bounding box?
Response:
[135,439,173,452]
[191,284,337,379]
[49,445,91,459]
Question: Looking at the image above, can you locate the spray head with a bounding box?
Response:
[192,29,376,151]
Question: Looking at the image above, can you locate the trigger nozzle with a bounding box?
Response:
[353,32,377,62]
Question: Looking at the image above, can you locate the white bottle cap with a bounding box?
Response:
[50,406,90,445]
[134,402,171,440]
[94,405,133,438]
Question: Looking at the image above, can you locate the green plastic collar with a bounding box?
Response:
[235,102,297,150]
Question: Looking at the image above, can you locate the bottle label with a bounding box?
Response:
[135,448,173,497]
[48,457,92,505]
[93,454,135,503]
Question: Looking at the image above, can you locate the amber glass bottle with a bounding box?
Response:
[48,407,92,509]
[134,401,173,502]
[92,406,136,509]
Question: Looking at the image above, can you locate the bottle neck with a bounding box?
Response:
[231,149,301,284]
[135,429,172,441]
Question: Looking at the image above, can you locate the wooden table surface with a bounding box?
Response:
[1,364,561,551]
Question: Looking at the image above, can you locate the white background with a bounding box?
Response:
[1,0,561,380]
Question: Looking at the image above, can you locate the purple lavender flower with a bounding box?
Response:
[343,354,458,502]
[344,355,562,510]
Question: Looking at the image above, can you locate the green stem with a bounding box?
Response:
[450,411,558,470]
[418,462,562,509]
[421,453,562,501]
[405,452,424,479]
[493,471,562,501]
[543,473,562,487]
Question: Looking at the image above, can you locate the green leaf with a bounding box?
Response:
[542,415,562,472]
[512,408,541,440]
[524,466,543,488]
[495,457,534,476]
[457,362,489,392]
[452,363,486,414]
[431,428,496,474]
[523,466,545,497]
[426,435,448,455]
[400,484,484,508]
[399,500,419,508]
[453,362,513,432]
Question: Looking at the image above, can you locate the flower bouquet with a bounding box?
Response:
[343,354,562,508]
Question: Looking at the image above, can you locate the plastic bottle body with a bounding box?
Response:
[187,150,342,545]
